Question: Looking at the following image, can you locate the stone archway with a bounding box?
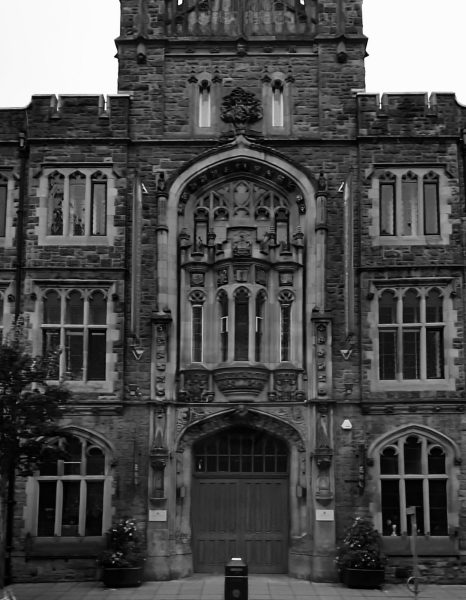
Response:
[174,408,308,576]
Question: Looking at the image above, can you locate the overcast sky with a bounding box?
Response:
[0,0,465,108]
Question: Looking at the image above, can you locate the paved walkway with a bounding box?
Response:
[8,575,466,600]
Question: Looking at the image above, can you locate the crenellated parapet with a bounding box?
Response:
[117,0,363,42]
[0,94,131,140]
[357,92,466,138]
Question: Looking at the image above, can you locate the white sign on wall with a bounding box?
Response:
[316,509,334,521]
[149,509,167,522]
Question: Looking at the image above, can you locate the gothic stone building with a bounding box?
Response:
[1,0,466,584]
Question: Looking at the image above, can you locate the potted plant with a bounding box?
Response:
[98,518,145,588]
[335,517,386,588]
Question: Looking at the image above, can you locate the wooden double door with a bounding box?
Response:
[191,427,289,573]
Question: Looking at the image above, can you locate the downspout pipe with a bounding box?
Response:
[14,131,28,321]
[5,131,29,585]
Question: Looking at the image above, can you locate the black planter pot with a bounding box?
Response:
[102,566,144,588]
[342,567,385,589]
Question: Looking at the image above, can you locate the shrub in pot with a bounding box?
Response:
[335,517,386,588]
[98,518,145,588]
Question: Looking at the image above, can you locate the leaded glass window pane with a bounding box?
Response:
[403,289,419,323]
[48,173,65,235]
[85,482,104,535]
[69,172,86,236]
[381,480,400,536]
[61,481,81,536]
[234,290,249,361]
[429,480,448,535]
[404,437,422,474]
[192,305,203,362]
[38,481,57,536]
[91,179,107,235]
[380,183,395,235]
[0,184,6,237]
[402,330,420,379]
[401,176,418,236]
[426,328,444,379]
[379,330,396,379]
[423,181,439,235]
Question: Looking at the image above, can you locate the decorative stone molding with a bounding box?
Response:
[176,406,305,452]
[220,88,263,130]
[179,369,210,402]
[273,369,298,402]
[152,311,172,400]
[213,366,268,399]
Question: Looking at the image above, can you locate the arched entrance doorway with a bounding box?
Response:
[191,426,289,573]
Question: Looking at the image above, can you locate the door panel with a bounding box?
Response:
[192,477,288,573]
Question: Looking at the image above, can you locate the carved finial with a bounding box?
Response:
[286,64,295,84]
[188,67,198,84]
[262,65,271,83]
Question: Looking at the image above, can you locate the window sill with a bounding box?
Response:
[382,536,457,556]
[25,536,106,558]
[371,379,455,393]
[372,235,446,247]
[46,380,113,393]
[40,235,111,247]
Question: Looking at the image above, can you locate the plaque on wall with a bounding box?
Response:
[316,509,334,521]
[149,509,167,522]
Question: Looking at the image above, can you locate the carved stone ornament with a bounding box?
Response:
[190,272,205,287]
[232,233,252,257]
[182,370,210,402]
[273,370,298,402]
[214,366,268,397]
[220,87,263,128]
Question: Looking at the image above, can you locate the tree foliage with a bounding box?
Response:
[0,340,69,479]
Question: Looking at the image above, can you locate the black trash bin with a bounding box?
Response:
[225,557,248,600]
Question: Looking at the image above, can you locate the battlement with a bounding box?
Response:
[0,94,131,140]
[357,92,466,137]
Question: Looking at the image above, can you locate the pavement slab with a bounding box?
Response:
[8,576,466,600]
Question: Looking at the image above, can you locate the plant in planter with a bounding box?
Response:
[335,517,386,589]
[98,518,145,588]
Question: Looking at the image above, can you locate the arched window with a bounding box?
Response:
[271,79,284,127]
[218,291,229,363]
[48,172,65,235]
[69,172,86,236]
[194,427,288,474]
[377,434,449,537]
[190,291,205,363]
[278,290,294,362]
[401,171,418,236]
[255,291,266,362]
[423,172,439,235]
[379,171,396,236]
[234,288,250,361]
[34,435,111,537]
[91,172,107,236]
[45,169,110,238]
[198,79,211,128]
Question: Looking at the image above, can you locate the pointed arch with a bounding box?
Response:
[176,408,305,452]
[368,423,461,464]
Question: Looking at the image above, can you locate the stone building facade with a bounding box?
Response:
[1,0,466,584]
